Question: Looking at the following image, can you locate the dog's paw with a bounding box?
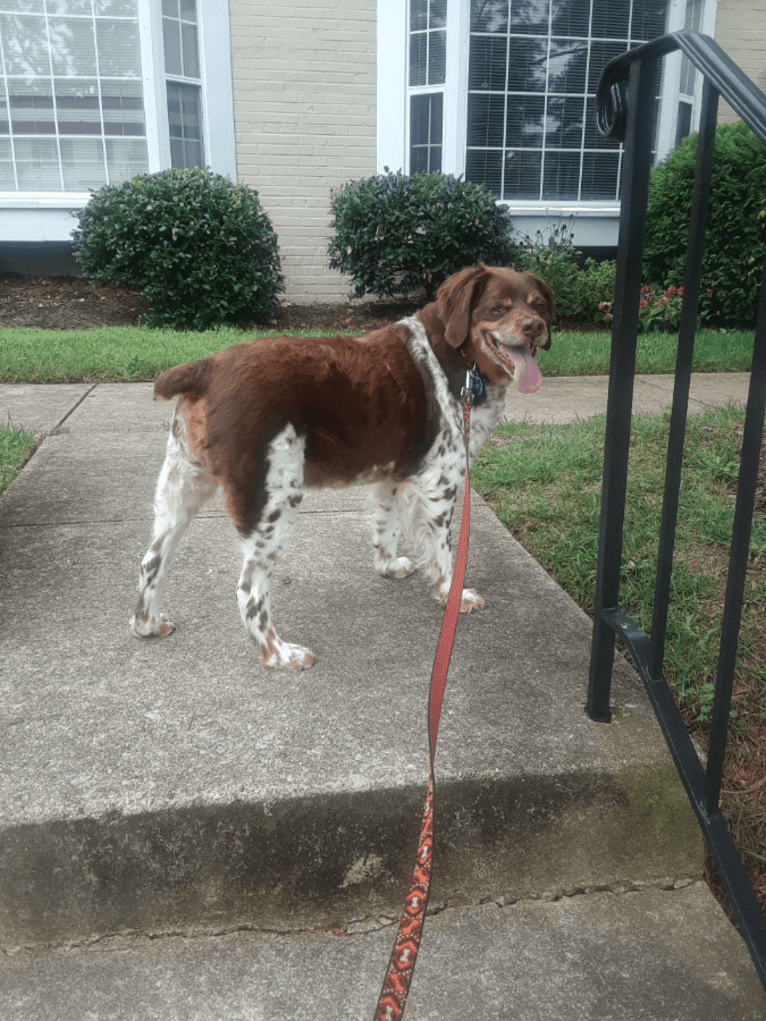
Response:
[375,552,416,579]
[459,589,486,614]
[261,641,316,671]
[130,612,176,639]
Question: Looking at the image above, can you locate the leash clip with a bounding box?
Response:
[461,366,483,406]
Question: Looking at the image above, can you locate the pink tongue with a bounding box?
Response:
[509,350,543,394]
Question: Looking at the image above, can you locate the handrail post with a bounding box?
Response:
[648,79,719,681]
[586,57,657,722]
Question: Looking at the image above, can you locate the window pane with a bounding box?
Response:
[544,94,586,148]
[1,15,50,75]
[675,100,692,148]
[466,147,503,198]
[163,18,183,76]
[2,0,44,11]
[469,35,507,91]
[431,0,446,29]
[551,3,590,36]
[56,80,101,135]
[48,18,97,76]
[181,21,199,78]
[581,151,621,200]
[428,29,446,85]
[106,136,148,180]
[14,137,61,188]
[502,149,541,199]
[8,80,55,134]
[0,137,15,188]
[543,150,580,200]
[591,0,630,39]
[467,92,505,147]
[95,0,141,13]
[509,0,551,35]
[47,0,92,14]
[411,0,428,32]
[547,39,588,95]
[631,0,668,40]
[95,20,141,77]
[506,94,545,147]
[167,80,203,168]
[60,138,107,189]
[409,33,427,88]
[410,92,443,173]
[101,80,145,136]
[470,0,508,34]
[506,37,547,93]
[180,0,197,22]
[587,41,630,94]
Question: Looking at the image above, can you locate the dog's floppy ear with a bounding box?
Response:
[437,264,489,348]
[523,271,555,351]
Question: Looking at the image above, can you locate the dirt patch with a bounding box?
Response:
[0,273,421,334]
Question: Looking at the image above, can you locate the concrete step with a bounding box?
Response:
[2,885,764,1020]
[0,382,763,1019]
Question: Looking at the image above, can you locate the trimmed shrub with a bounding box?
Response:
[328,170,516,301]
[514,222,616,322]
[72,168,284,330]
[643,122,766,329]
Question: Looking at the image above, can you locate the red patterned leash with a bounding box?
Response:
[374,369,480,1021]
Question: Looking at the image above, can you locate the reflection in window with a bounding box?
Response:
[466,0,668,201]
[0,0,148,190]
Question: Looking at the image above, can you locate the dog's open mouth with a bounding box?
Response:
[483,331,543,394]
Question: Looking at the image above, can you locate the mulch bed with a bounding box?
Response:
[0,273,420,334]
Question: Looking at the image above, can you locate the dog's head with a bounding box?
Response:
[436,264,554,391]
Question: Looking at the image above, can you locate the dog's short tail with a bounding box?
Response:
[154,358,212,401]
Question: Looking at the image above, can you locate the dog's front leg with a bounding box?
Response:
[370,480,416,579]
[407,466,485,614]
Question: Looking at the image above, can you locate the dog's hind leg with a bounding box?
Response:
[131,405,218,638]
[235,424,314,671]
[369,480,416,579]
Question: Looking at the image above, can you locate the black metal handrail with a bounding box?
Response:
[588,31,766,987]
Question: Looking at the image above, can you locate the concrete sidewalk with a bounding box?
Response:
[0,376,763,1020]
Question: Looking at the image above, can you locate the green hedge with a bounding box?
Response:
[72,168,284,330]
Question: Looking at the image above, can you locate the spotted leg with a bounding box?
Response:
[401,463,485,614]
[235,424,314,671]
[131,411,218,638]
[370,480,416,579]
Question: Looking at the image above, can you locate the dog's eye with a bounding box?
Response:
[490,305,506,316]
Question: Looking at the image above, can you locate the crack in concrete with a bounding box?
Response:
[0,878,700,957]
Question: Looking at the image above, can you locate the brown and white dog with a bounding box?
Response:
[130,264,553,670]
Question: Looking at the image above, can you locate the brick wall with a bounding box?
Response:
[714,0,766,123]
[228,1,377,303]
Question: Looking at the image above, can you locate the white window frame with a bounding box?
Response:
[655,0,718,160]
[378,0,718,247]
[0,0,235,242]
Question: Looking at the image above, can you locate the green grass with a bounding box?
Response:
[0,423,36,496]
[472,405,766,726]
[0,324,757,382]
[535,327,755,377]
